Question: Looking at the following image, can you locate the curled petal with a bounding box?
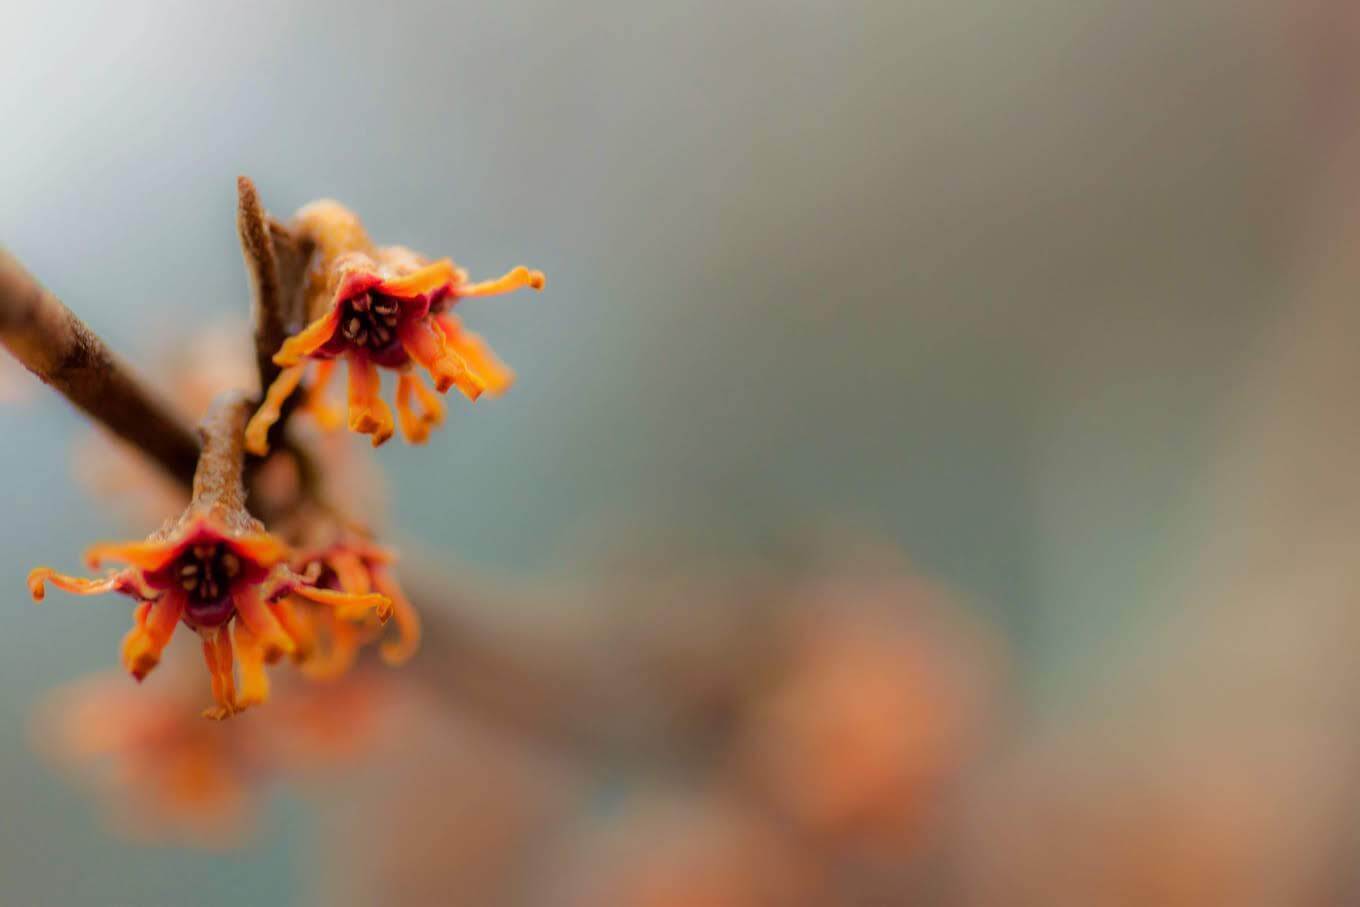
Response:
[436,315,515,396]
[244,363,306,456]
[409,371,446,427]
[346,357,395,447]
[373,565,420,665]
[399,317,482,400]
[121,592,185,682]
[395,374,432,444]
[199,626,238,720]
[292,584,392,622]
[28,567,132,601]
[378,259,456,297]
[456,265,545,298]
[274,308,342,367]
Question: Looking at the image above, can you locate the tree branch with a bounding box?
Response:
[0,247,201,489]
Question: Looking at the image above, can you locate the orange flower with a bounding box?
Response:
[245,201,543,452]
[287,534,421,678]
[30,394,394,718]
[28,513,388,719]
[34,667,398,846]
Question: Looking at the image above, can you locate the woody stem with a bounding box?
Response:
[238,176,290,393]
[192,392,253,518]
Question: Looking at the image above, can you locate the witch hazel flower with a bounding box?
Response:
[27,396,390,719]
[245,200,543,452]
[291,530,421,677]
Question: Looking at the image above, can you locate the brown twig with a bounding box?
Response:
[236,176,299,396]
[236,176,319,518]
[0,247,201,489]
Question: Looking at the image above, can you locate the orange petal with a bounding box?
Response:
[86,538,180,572]
[27,567,129,601]
[346,357,395,447]
[272,597,316,663]
[232,620,270,709]
[328,550,372,596]
[378,259,456,297]
[119,601,151,671]
[436,315,515,396]
[399,317,483,400]
[395,374,432,444]
[300,611,361,681]
[306,359,344,431]
[274,308,342,367]
[226,533,291,570]
[292,584,392,622]
[233,585,296,662]
[200,626,238,720]
[373,566,421,666]
[456,265,545,298]
[409,371,446,427]
[244,364,307,456]
[122,592,185,682]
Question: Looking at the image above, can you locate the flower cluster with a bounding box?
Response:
[20,182,541,733]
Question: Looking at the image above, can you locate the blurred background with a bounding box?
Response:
[3,0,1358,904]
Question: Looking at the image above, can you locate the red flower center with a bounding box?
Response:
[174,543,243,627]
[338,292,403,354]
[315,289,428,369]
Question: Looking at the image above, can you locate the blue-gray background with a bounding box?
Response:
[0,1,1308,903]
